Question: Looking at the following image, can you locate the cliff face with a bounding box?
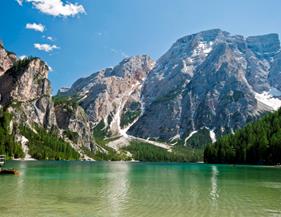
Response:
[2,29,281,159]
[0,44,94,159]
[58,55,155,137]
[54,103,93,150]
[0,43,16,76]
[0,58,56,129]
[128,30,281,145]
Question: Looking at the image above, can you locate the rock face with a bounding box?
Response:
[128,29,281,144]
[54,103,93,150]
[0,42,16,76]
[1,29,281,158]
[58,55,155,136]
[0,58,56,128]
[0,44,94,158]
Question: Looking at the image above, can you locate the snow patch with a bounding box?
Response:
[204,127,216,143]
[169,134,180,142]
[191,41,213,58]
[112,82,140,137]
[255,91,281,110]
[209,129,216,143]
[156,73,165,81]
[184,130,198,146]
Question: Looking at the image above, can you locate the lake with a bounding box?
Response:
[0,161,281,217]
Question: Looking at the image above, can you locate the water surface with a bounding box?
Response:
[0,161,281,217]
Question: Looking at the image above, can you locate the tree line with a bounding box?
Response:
[204,109,281,165]
[20,125,80,160]
[0,110,24,159]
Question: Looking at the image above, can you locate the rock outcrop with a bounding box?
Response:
[0,44,94,159]
[58,55,155,136]
[128,29,281,145]
[0,57,56,128]
[54,102,93,150]
[3,29,279,156]
[0,42,16,76]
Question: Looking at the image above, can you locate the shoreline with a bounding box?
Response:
[7,159,281,167]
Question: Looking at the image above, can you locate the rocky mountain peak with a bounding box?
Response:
[0,43,17,76]
[0,58,50,106]
[57,55,155,137]
[106,55,155,79]
[246,33,280,57]
[128,30,281,146]
[0,43,95,159]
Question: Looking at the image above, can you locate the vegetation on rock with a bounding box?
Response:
[7,57,37,79]
[123,140,203,162]
[0,110,24,159]
[120,101,141,128]
[185,128,212,148]
[52,95,80,108]
[20,125,80,160]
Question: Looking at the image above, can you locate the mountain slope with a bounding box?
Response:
[0,42,16,76]
[58,55,155,139]
[0,44,94,160]
[204,108,281,165]
[128,29,281,146]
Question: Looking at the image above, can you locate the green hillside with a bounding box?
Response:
[204,109,281,165]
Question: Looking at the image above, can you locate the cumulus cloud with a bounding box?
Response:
[23,0,86,17]
[26,23,45,32]
[34,43,59,52]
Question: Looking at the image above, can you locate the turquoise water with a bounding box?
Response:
[0,161,281,217]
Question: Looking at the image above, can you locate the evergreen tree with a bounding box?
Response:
[204,108,281,165]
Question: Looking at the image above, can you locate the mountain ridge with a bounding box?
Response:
[1,28,281,161]
[128,29,281,145]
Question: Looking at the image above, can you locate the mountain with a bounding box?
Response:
[204,108,281,165]
[57,55,155,139]
[128,29,281,146]
[0,42,16,76]
[0,57,56,129]
[0,44,93,160]
[2,28,281,162]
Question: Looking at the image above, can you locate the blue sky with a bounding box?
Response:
[0,0,281,93]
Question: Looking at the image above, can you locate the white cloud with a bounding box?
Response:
[26,23,45,32]
[24,0,86,17]
[43,35,54,41]
[34,43,59,52]
[47,36,53,41]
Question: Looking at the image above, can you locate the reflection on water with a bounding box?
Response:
[210,165,219,201]
[106,162,130,217]
[1,161,281,217]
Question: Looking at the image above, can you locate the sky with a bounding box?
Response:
[0,0,281,93]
